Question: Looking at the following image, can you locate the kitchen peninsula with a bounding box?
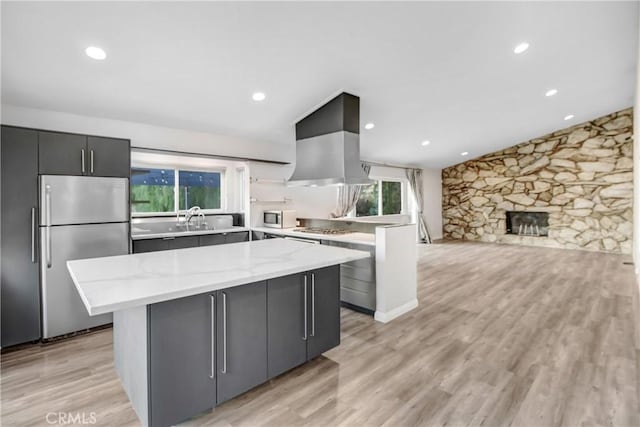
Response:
[67,239,370,427]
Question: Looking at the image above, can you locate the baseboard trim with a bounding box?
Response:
[374,299,418,323]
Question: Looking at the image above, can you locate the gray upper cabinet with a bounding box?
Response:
[307,265,341,360]
[148,292,216,427]
[87,136,130,178]
[216,282,267,404]
[38,131,130,177]
[1,126,41,347]
[267,273,308,378]
[38,131,87,176]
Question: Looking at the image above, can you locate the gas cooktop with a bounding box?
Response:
[293,228,355,235]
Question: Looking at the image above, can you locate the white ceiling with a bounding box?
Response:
[2,1,638,168]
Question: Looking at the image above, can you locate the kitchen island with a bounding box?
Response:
[67,239,370,427]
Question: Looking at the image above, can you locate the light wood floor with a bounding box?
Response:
[2,241,639,426]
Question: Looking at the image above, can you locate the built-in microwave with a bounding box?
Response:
[263,210,297,229]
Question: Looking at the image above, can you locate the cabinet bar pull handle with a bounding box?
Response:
[303,275,308,341]
[161,236,176,240]
[81,149,86,174]
[45,186,52,268]
[210,294,215,379]
[31,207,36,263]
[90,150,94,174]
[311,273,315,337]
[222,291,227,374]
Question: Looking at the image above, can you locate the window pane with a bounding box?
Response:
[356,182,378,217]
[381,181,402,215]
[130,168,175,213]
[178,170,221,210]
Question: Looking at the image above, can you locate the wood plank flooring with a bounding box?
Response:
[2,241,639,426]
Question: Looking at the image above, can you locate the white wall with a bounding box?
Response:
[1,104,292,163]
[634,15,640,269]
[248,162,337,226]
[423,168,443,240]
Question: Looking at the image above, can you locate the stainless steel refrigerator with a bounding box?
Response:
[39,175,129,339]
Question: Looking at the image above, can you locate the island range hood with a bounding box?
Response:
[288,92,373,187]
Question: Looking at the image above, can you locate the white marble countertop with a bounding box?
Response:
[67,239,370,316]
[251,226,376,246]
[131,226,250,240]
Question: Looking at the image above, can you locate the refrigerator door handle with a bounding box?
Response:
[31,207,36,263]
[45,186,52,268]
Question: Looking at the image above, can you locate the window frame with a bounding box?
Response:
[131,162,227,217]
[352,178,407,218]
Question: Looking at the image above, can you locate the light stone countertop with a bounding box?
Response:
[251,226,376,246]
[67,239,370,316]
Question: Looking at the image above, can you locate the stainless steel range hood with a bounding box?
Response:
[288,93,373,187]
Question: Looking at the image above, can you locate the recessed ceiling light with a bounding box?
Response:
[364,123,375,130]
[564,114,574,121]
[85,46,106,60]
[545,89,558,97]
[513,42,529,54]
[252,92,266,101]
[461,151,469,156]
[421,140,431,146]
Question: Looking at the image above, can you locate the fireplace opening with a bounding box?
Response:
[505,211,549,237]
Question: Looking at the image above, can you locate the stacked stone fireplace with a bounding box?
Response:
[442,108,633,254]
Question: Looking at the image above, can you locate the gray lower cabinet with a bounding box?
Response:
[306,266,341,359]
[1,126,41,347]
[126,271,340,427]
[266,265,341,377]
[216,281,267,404]
[167,236,199,250]
[267,274,307,378]
[224,231,250,244]
[200,231,249,246]
[134,232,249,253]
[198,233,226,246]
[148,293,216,427]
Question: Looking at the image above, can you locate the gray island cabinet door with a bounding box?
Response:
[307,265,341,360]
[86,136,130,178]
[148,293,216,427]
[38,131,87,176]
[267,273,307,378]
[216,281,267,404]
[1,126,41,347]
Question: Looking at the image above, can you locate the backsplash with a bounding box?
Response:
[442,108,633,254]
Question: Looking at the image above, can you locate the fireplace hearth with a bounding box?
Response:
[505,211,549,237]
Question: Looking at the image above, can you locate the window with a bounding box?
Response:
[355,180,403,217]
[131,167,223,214]
[131,168,175,213]
[178,170,221,210]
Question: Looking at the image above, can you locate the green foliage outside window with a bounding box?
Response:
[356,182,378,216]
[355,180,402,217]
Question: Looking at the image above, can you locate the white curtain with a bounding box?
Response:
[331,163,371,218]
[406,168,432,244]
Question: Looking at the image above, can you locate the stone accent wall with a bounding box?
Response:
[442,108,633,254]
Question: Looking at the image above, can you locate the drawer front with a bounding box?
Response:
[340,287,375,311]
[199,234,226,246]
[225,231,250,244]
[341,276,375,294]
[341,264,375,283]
